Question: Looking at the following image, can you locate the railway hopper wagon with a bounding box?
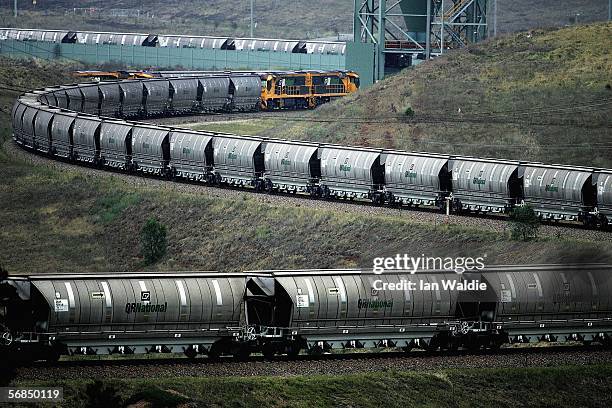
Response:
[2,28,67,43]
[168,129,215,182]
[37,89,55,107]
[142,79,171,116]
[198,75,232,111]
[64,85,83,112]
[263,139,321,194]
[168,77,200,113]
[381,151,451,208]
[131,124,171,175]
[228,74,261,111]
[119,80,145,118]
[9,101,24,145]
[14,99,42,148]
[318,145,386,203]
[248,265,612,355]
[32,105,60,154]
[98,120,134,170]
[49,110,78,159]
[0,272,250,362]
[594,170,612,226]
[71,114,102,164]
[483,264,612,345]
[51,86,69,109]
[79,84,102,115]
[248,269,470,354]
[98,82,122,117]
[449,157,522,214]
[212,133,267,188]
[521,163,598,224]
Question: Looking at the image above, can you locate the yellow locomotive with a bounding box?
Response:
[260,70,359,110]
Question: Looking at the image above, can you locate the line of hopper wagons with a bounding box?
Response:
[1,265,611,362]
[11,79,612,229]
[22,69,359,114]
[0,28,347,55]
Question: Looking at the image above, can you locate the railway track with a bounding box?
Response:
[7,345,612,381]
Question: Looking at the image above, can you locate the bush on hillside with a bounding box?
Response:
[140,218,167,264]
[510,205,540,241]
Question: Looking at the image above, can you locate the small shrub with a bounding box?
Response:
[124,385,189,408]
[404,106,415,117]
[85,380,123,408]
[510,205,540,241]
[140,218,167,264]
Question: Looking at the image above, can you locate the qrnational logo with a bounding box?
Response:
[125,302,168,314]
[358,298,393,309]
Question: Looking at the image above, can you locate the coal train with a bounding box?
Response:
[16,70,358,118]
[71,69,360,111]
[10,78,612,228]
[1,265,611,362]
[0,28,346,55]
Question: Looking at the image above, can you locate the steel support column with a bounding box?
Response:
[353,1,487,80]
[377,0,386,80]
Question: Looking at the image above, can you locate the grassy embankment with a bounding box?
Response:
[195,22,612,168]
[8,365,612,407]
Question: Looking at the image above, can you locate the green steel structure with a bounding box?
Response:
[0,37,375,87]
[354,0,489,81]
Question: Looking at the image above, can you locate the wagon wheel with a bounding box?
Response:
[262,343,276,360]
[184,347,198,359]
[286,342,301,358]
[308,96,317,109]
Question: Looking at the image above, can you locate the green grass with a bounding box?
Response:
[91,191,141,224]
[10,364,612,407]
[190,119,279,136]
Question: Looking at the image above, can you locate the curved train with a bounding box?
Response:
[72,69,360,111]
[1,265,611,362]
[10,76,612,228]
